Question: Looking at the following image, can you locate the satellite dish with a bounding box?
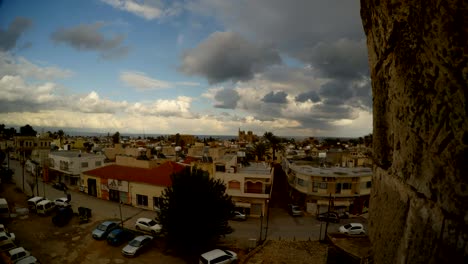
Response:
[155,146,162,151]
[174,146,182,152]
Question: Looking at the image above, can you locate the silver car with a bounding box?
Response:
[92,221,118,240]
[122,235,153,257]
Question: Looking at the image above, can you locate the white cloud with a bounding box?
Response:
[101,0,170,20]
[75,91,129,113]
[126,96,193,117]
[176,81,200,86]
[120,71,172,90]
[0,51,73,80]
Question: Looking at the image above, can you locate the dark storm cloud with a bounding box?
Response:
[306,38,369,80]
[180,31,281,83]
[214,88,240,109]
[296,90,320,103]
[0,17,32,51]
[262,91,287,104]
[51,22,129,59]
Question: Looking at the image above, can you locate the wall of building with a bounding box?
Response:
[129,182,166,210]
[361,1,468,263]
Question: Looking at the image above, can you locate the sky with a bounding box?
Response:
[0,0,372,137]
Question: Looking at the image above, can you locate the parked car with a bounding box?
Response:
[3,247,34,263]
[0,224,11,235]
[107,229,135,246]
[36,200,56,215]
[135,218,161,235]
[0,232,15,243]
[52,206,74,227]
[53,197,70,207]
[337,211,349,219]
[27,197,44,212]
[287,204,303,216]
[199,249,238,264]
[92,221,119,240]
[16,255,40,264]
[121,235,153,257]
[0,241,16,253]
[317,212,340,223]
[230,211,247,221]
[52,182,68,191]
[339,223,366,235]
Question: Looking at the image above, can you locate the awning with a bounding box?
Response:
[235,202,251,208]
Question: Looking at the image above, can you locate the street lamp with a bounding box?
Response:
[264,199,271,241]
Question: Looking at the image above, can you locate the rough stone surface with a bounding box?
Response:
[361,0,468,263]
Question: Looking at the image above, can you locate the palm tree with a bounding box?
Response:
[263,132,285,162]
[252,142,268,161]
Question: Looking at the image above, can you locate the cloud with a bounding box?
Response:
[101,0,181,20]
[120,71,171,90]
[0,52,73,80]
[126,96,193,117]
[180,31,281,83]
[50,22,129,59]
[73,91,128,113]
[0,17,32,51]
[262,91,287,104]
[295,90,320,103]
[213,88,240,109]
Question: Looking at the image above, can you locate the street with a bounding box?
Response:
[6,159,368,248]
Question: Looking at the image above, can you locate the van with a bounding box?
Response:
[36,200,55,215]
[0,198,10,218]
[27,197,44,212]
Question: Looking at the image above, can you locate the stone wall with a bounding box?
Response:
[360,1,468,263]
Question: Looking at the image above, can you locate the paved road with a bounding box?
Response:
[6,160,368,249]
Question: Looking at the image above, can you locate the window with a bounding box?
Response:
[81,162,88,168]
[313,182,319,192]
[336,183,342,194]
[153,197,163,209]
[366,181,372,188]
[215,164,226,172]
[95,161,102,167]
[342,183,352,190]
[320,183,328,189]
[228,181,240,190]
[137,194,148,206]
[297,178,305,187]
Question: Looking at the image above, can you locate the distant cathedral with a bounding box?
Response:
[238,128,256,143]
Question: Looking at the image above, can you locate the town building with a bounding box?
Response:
[212,154,274,217]
[282,159,372,215]
[81,156,185,210]
[48,150,106,186]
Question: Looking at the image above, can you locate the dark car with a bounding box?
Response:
[317,212,340,223]
[92,221,119,240]
[52,182,68,191]
[52,206,74,227]
[107,229,135,246]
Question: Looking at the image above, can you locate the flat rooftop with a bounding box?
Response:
[290,164,372,177]
[49,150,102,158]
[238,162,272,175]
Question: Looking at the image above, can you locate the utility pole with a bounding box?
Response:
[264,199,271,241]
[119,198,124,228]
[259,211,264,242]
[21,152,25,192]
[324,193,332,240]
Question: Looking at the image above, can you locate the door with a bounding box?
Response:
[87,178,97,197]
[109,189,120,202]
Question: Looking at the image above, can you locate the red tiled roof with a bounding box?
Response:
[84,161,186,187]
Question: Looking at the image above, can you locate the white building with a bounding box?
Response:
[48,150,106,186]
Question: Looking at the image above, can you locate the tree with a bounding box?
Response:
[252,142,268,161]
[20,124,37,136]
[112,132,120,144]
[57,129,65,148]
[158,167,234,253]
[263,132,284,162]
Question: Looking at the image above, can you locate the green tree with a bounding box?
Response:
[112,132,120,144]
[20,124,37,136]
[158,167,234,253]
[263,132,284,162]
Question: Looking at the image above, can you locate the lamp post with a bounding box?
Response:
[259,211,264,242]
[264,199,270,241]
[119,199,124,228]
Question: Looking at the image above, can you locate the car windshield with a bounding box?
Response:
[223,250,232,256]
[129,239,141,247]
[98,224,109,231]
[343,224,352,229]
[108,231,118,238]
[148,220,157,226]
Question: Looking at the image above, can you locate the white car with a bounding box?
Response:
[199,249,238,264]
[339,223,366,235]
[135,218,161,235]
[54,197,70,207]
[0,231,15,243]
[6,247,32,263]
[122,235,153,257]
